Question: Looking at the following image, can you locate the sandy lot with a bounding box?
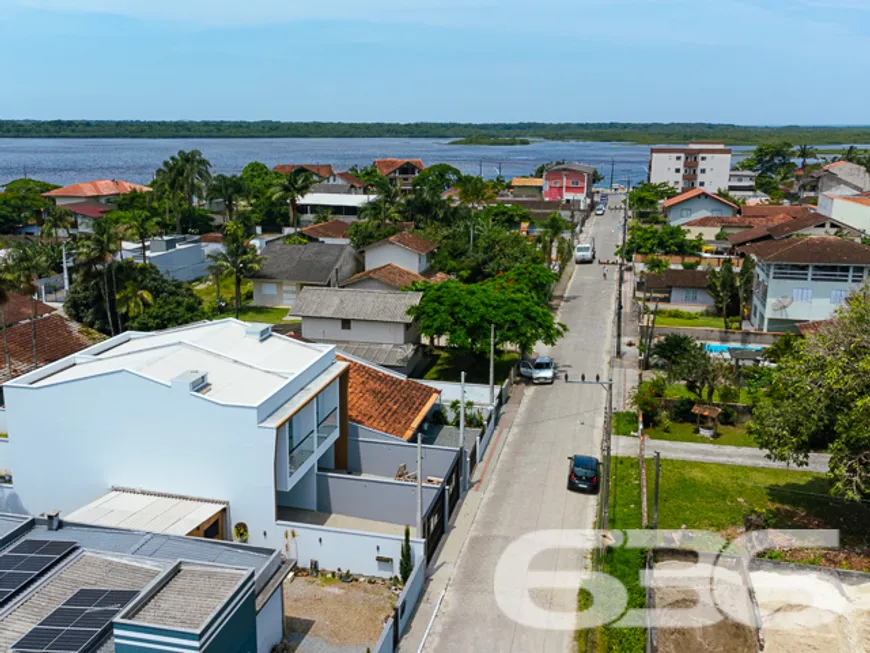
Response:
[282,575,396,651]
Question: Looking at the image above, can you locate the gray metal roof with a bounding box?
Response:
[0,552,164,652]
[251,242,355,284]
[0,514,33,548]
[334,342,418,367]
[293,287,422,323]
[547,162,597,175]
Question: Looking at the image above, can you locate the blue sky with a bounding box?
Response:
[1,0,869,124]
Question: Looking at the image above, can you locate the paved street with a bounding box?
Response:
[613,435,832,473]
[412,201,624,653]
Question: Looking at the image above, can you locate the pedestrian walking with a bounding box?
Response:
[602,266,608,281]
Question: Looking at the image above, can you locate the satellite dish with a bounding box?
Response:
[771,296,794,312]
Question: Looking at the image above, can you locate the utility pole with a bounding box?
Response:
[616,172,630,358]
[609,158,615,190]
[479,160,483,177]
[460,371,467,480]
[652,451,662,529]
[489,325,495,407]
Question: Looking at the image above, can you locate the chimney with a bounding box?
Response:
[46,510,62,531]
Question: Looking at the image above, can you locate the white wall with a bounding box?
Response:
[829,197,870,233]
[666,195,736,225]
[301,317,411,344]
[276,520,425,577]
[671,287,714,305]
[255,585,284,653]
[365,244,421,273]
[4,371,280,545]
[253,280,302,308]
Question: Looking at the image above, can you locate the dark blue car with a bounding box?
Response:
[567,455,600,493]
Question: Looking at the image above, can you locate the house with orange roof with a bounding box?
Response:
[364,231,438,275]
[43,179,152,232]
[373,158,424,189]
[662,188,738,225]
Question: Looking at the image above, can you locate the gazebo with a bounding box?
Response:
[691,404,722,438]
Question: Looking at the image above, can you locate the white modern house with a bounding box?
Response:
[296,193,378,225]
[648,142,732,192]
[0,319,465,577]
[745,236,870,332]
[364,232,437,274]
[118,235,209,281]
[663,188,738,225]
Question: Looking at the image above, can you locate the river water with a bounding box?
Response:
[0,138,758,189]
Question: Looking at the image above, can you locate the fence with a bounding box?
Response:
[477,411,497,464]
[372,554,427,653]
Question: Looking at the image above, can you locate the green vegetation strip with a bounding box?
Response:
[644,421,756,448]
[654,315,741,330]
[422,348,518,384]
[447,136,531,146]
[4,121,870,144]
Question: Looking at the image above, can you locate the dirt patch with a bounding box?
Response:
[282,575,396,649]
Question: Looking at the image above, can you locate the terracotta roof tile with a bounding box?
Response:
[841,196,870,207]
[511,177,544,187]
[63,201,113,219]
[273,164,335,178]
[342,264,427,289]
[301,220,350,240]
[337,355,440,440]
[728,212,832,246]
[644,269,710,290]
[1,293,54,327]
[334,171,366,187]
[663,188,737,210]
[368,231,438,255]
[728,224,775,246]
[43,180,151,198]
[199,232,223,243]
[740,205,813,219]
[796,319,834,336]
[683,214,792,228]
[741,235,870,264]
[0,313,102,382]
[374,159,425,176]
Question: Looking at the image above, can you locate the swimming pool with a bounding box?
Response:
[705,343,763,354]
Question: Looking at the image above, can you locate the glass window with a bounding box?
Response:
[811,265,851,282]
[773,264,810,280]
[699,182,705,187]
[570,180,580,187]
[792,287,813,302]
[684,288,699,302]
[675,156,682,160]
[831,289,848,305]
[851,266,867,282]
[552,180,561,187]
[341,319,351,330]
[700,169,706,174]
[681,208,691,217]
[261,283,278,295]
[701,156,707,161]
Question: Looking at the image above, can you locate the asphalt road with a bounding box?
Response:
[420,201,623,653]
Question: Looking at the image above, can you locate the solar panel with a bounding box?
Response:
[0,540,78,607]
[12,588,140,653]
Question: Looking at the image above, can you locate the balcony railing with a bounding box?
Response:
[317,408,339,446]
[289,429,316,473]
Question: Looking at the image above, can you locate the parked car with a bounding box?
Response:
[519,356,556,384]
[567,455,600,493]
[595,205,606,215]
[574,239,595,263]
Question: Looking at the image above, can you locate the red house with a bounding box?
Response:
[542,163,596,205]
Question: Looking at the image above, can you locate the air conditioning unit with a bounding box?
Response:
[245,323,272,341]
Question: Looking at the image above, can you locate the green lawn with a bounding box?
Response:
[234,306,297,325]
[663,383,752,405]
[191,276,252,305]
[644,421,756,447]
[654,315,740,330]
[421,349,518,384]
[613,411,637,436]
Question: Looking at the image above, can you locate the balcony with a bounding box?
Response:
[289,429,316,473]
[682,173,698,181]
[684,160,698,168]
[317,407,339,447]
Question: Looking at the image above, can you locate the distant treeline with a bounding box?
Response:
[2,121,870,144]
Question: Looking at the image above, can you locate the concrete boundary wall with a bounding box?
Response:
[316,472,441,526]
[275,520,424,578]
[373,554,427,653]
[645,325,780,345]
[347,437,459,480]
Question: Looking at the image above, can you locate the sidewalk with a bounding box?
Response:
[612,435,831,472]
[612,264,640,413]
[397,383,526,653]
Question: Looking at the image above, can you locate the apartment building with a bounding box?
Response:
[649,142,732,192]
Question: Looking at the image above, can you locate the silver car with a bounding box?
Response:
[519,357,556,384]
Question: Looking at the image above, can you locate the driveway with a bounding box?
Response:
[415,204,623,653]
[612,435,831,473]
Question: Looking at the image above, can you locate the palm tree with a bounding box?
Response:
[844,145,859,163]
[119,210,158,263]
[208,174,246,222]
[6,240,51,368]
[115,281,153,331]
[0,268,14,379]
[455,175,497,211]
[794,144,818,171]
[269,170,317,230]
[41,205,73,242]
[206,222,265,319]
[154,149,212,232]
[76,218,122,336]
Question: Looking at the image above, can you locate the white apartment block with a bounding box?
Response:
[649,142,732,193]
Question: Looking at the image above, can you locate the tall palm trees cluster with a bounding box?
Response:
[152,150,213,233]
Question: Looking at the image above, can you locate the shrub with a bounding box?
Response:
[718,385,740,404]
[670,397,696,422]
[720,406,738,425]
[658,308,700,320]
[681,260,700,270]
[660,416,672,433]
[645,256,669,275]
[648,375,668,397]
[399,525,413,584]
[631,384,660,427]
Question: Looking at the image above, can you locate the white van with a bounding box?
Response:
[574,239,595,263]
